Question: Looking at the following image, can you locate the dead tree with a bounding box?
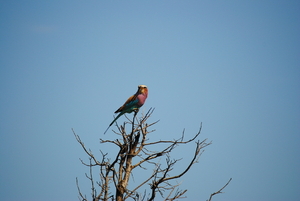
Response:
[73,108,231,201]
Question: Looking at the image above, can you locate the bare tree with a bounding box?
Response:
[73,108,231,201]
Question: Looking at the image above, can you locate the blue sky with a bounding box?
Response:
[0,1,299,201]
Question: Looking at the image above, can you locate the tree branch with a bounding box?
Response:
[207,178,232,201]
[74,109,229,201]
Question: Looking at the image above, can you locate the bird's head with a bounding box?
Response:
[138,85,148,95]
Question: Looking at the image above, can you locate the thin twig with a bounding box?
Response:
[207,178,232,201]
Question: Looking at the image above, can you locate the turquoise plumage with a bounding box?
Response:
[104,85,148,134]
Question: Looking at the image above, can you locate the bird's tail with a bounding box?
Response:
[104,112,124,134]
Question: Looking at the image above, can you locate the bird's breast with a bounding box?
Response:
[137,94,147,106]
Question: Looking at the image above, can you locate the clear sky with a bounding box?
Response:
[0,1,299,201]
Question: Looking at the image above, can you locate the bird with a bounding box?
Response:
[104,85,148,134]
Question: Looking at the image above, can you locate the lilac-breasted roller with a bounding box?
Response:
[104,85,148,134]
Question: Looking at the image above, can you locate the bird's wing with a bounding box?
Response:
[115,94,139,113]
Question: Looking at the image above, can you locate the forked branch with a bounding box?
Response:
[74,108,230,201]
